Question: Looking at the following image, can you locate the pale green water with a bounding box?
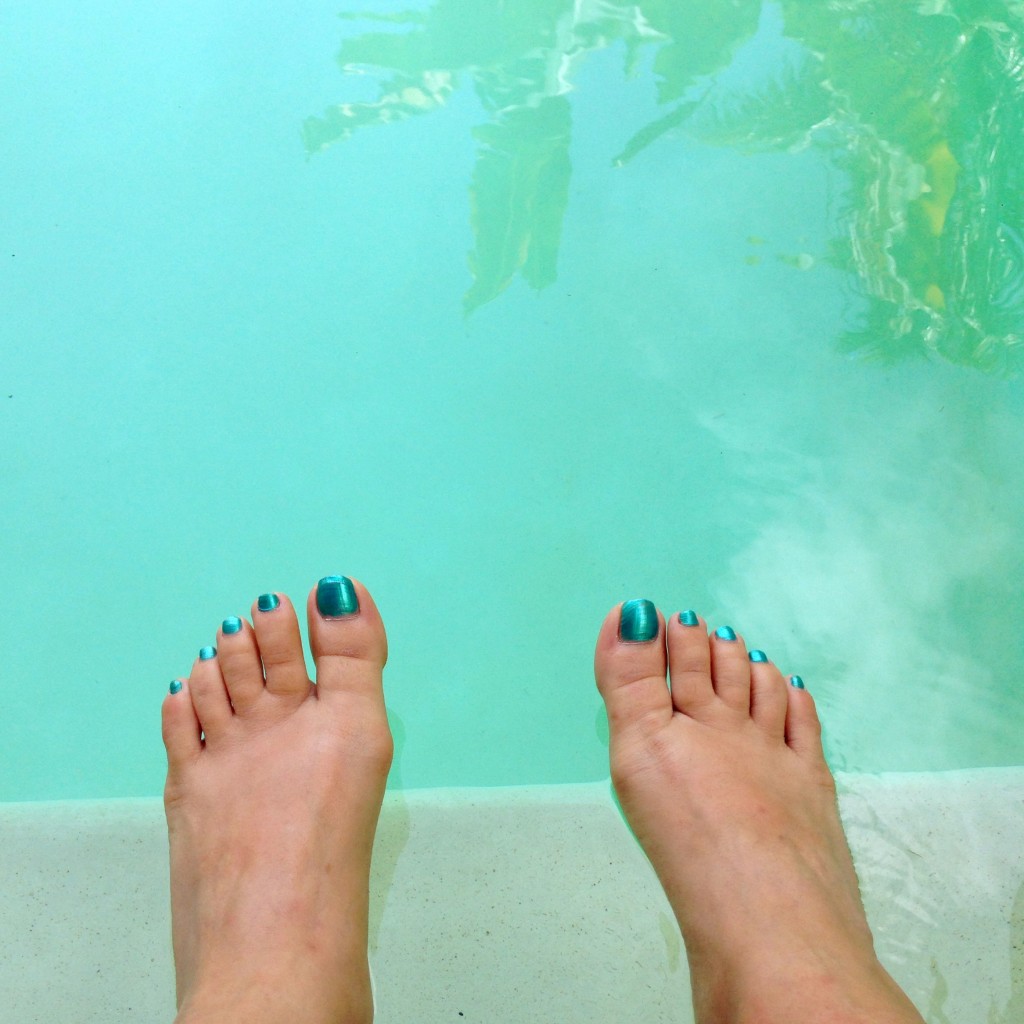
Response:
[2,0,1023,802]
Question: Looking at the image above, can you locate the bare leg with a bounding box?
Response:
[594,601,926,1024]
[161,577,392,1024]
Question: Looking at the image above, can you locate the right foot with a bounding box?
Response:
[594,601,925,1024]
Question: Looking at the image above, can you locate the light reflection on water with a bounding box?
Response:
[300,0,1024,775]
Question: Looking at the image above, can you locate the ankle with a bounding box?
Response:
[692,950,925,1024]
[173,984,373,1024]
[175,1006,373,1024]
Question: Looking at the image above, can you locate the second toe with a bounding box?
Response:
[250,592,311,701]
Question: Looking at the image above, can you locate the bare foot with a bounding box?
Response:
[161,576,392,1024]
[594,601,926,1024]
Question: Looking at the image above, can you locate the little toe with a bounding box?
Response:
[215,616,265,713]
[785,677,825,759]
[187,646,233,740]
[162,679,201,773]
[666,610,716,717]
[594,599,671,740]
[307,575,388,701]
[748,652,789,737]
[709,625,752,714]
[250,592,311,701]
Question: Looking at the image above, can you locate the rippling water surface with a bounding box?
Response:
[2,0,1023,799]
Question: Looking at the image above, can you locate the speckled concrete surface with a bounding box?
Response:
[0,770,1021,1023]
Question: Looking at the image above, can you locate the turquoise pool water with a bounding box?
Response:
[2,0,1023,802]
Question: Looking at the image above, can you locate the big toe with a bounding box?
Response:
[594,599,671,740]
[307,575,392,759]
[308,575,388,684]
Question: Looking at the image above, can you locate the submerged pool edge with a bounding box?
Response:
[1,768,1021,1023]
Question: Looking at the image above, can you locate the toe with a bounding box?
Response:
[594,600,670,739]
[785,677,825,758]
[216,616,265,713]
[307,576,388,700]
[250,593,311,701]
[748,653,789,736]
[709,625,751,714]
[666,610,716,717]
[188,646,233,739]
[162,679,201,771]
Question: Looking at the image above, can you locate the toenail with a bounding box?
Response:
[678,610,699,626]
[714,626,736,641]
[199,646,217,660]
[169,680,182,695]
[222,617,242,635]
[619,599,659,642]
[317,575,359,618]
[749,649,768,663]
[257,593,280,612]
[790,675,806,689]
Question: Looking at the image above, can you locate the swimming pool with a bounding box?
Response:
[2,1,1022,1020]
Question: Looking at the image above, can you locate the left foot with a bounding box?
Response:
[161,577,393,1024]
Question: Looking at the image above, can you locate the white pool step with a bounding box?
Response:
[1,769,1021,1023]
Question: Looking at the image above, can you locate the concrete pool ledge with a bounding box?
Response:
[1,768,1022,1023]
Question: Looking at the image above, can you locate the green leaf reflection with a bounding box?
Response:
[307,0,1024,373]
[466,97,571,312]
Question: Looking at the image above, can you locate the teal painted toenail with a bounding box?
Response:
[715,626,736,641]
[620,599,659,642]
[258,593,279,612]
[749,649,768,663]
[317,575,359,618]
[199,646,216,660]
[169,680,182,695]
[222,617,242,635]
[678,610,699,626]
[790,675,806,689]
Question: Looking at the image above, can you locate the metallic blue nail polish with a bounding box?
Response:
[715,626,736,641]
[749,649,768,663]
[169,680,182,695]
[790,675,806,690]
[620,599,659,642]
[258,593,279,612]
[678,610,699,626]
[222,617,242,635]
[199,646,216,660]
[317,575,359,617]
